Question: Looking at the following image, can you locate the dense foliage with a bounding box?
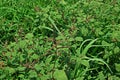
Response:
[0,0,120,80]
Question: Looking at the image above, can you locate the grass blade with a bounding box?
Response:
[48,17,62,34]
[84,56,113,74]
[79,39,92,54]
[82,38,98,55]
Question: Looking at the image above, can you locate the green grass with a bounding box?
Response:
[0,0,120,80]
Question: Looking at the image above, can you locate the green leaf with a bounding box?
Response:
[81,60,89,67]
[27,49,34,55]
[0,74,6,79]
[40,75,49,80]
[40,24,53,32]
[114,47,120,54]
[60,0,67,5]
[34,64,41,71]
[45,56,52,64]
[18,40,27,48]
[17,66,26,71]
[114,7,120,12]
[18,74,24,78]
[5,67,15,74]
[25,33,34,39]
[69,37,74,41]
[75,37,83,41]
[95,28,104,36]
[53,69,68,80]
[31,54,39,60]
[19,54,25,62]
[108,75,120,80]
[76,77,84,80]
[98,71,105,80]
[5,52,12,58]
[115,63,120,72]
[102,40,109,45]
[81,27,88,36]
[28,70,37,78]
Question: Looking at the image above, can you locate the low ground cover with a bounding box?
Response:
[0,0,120,80]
